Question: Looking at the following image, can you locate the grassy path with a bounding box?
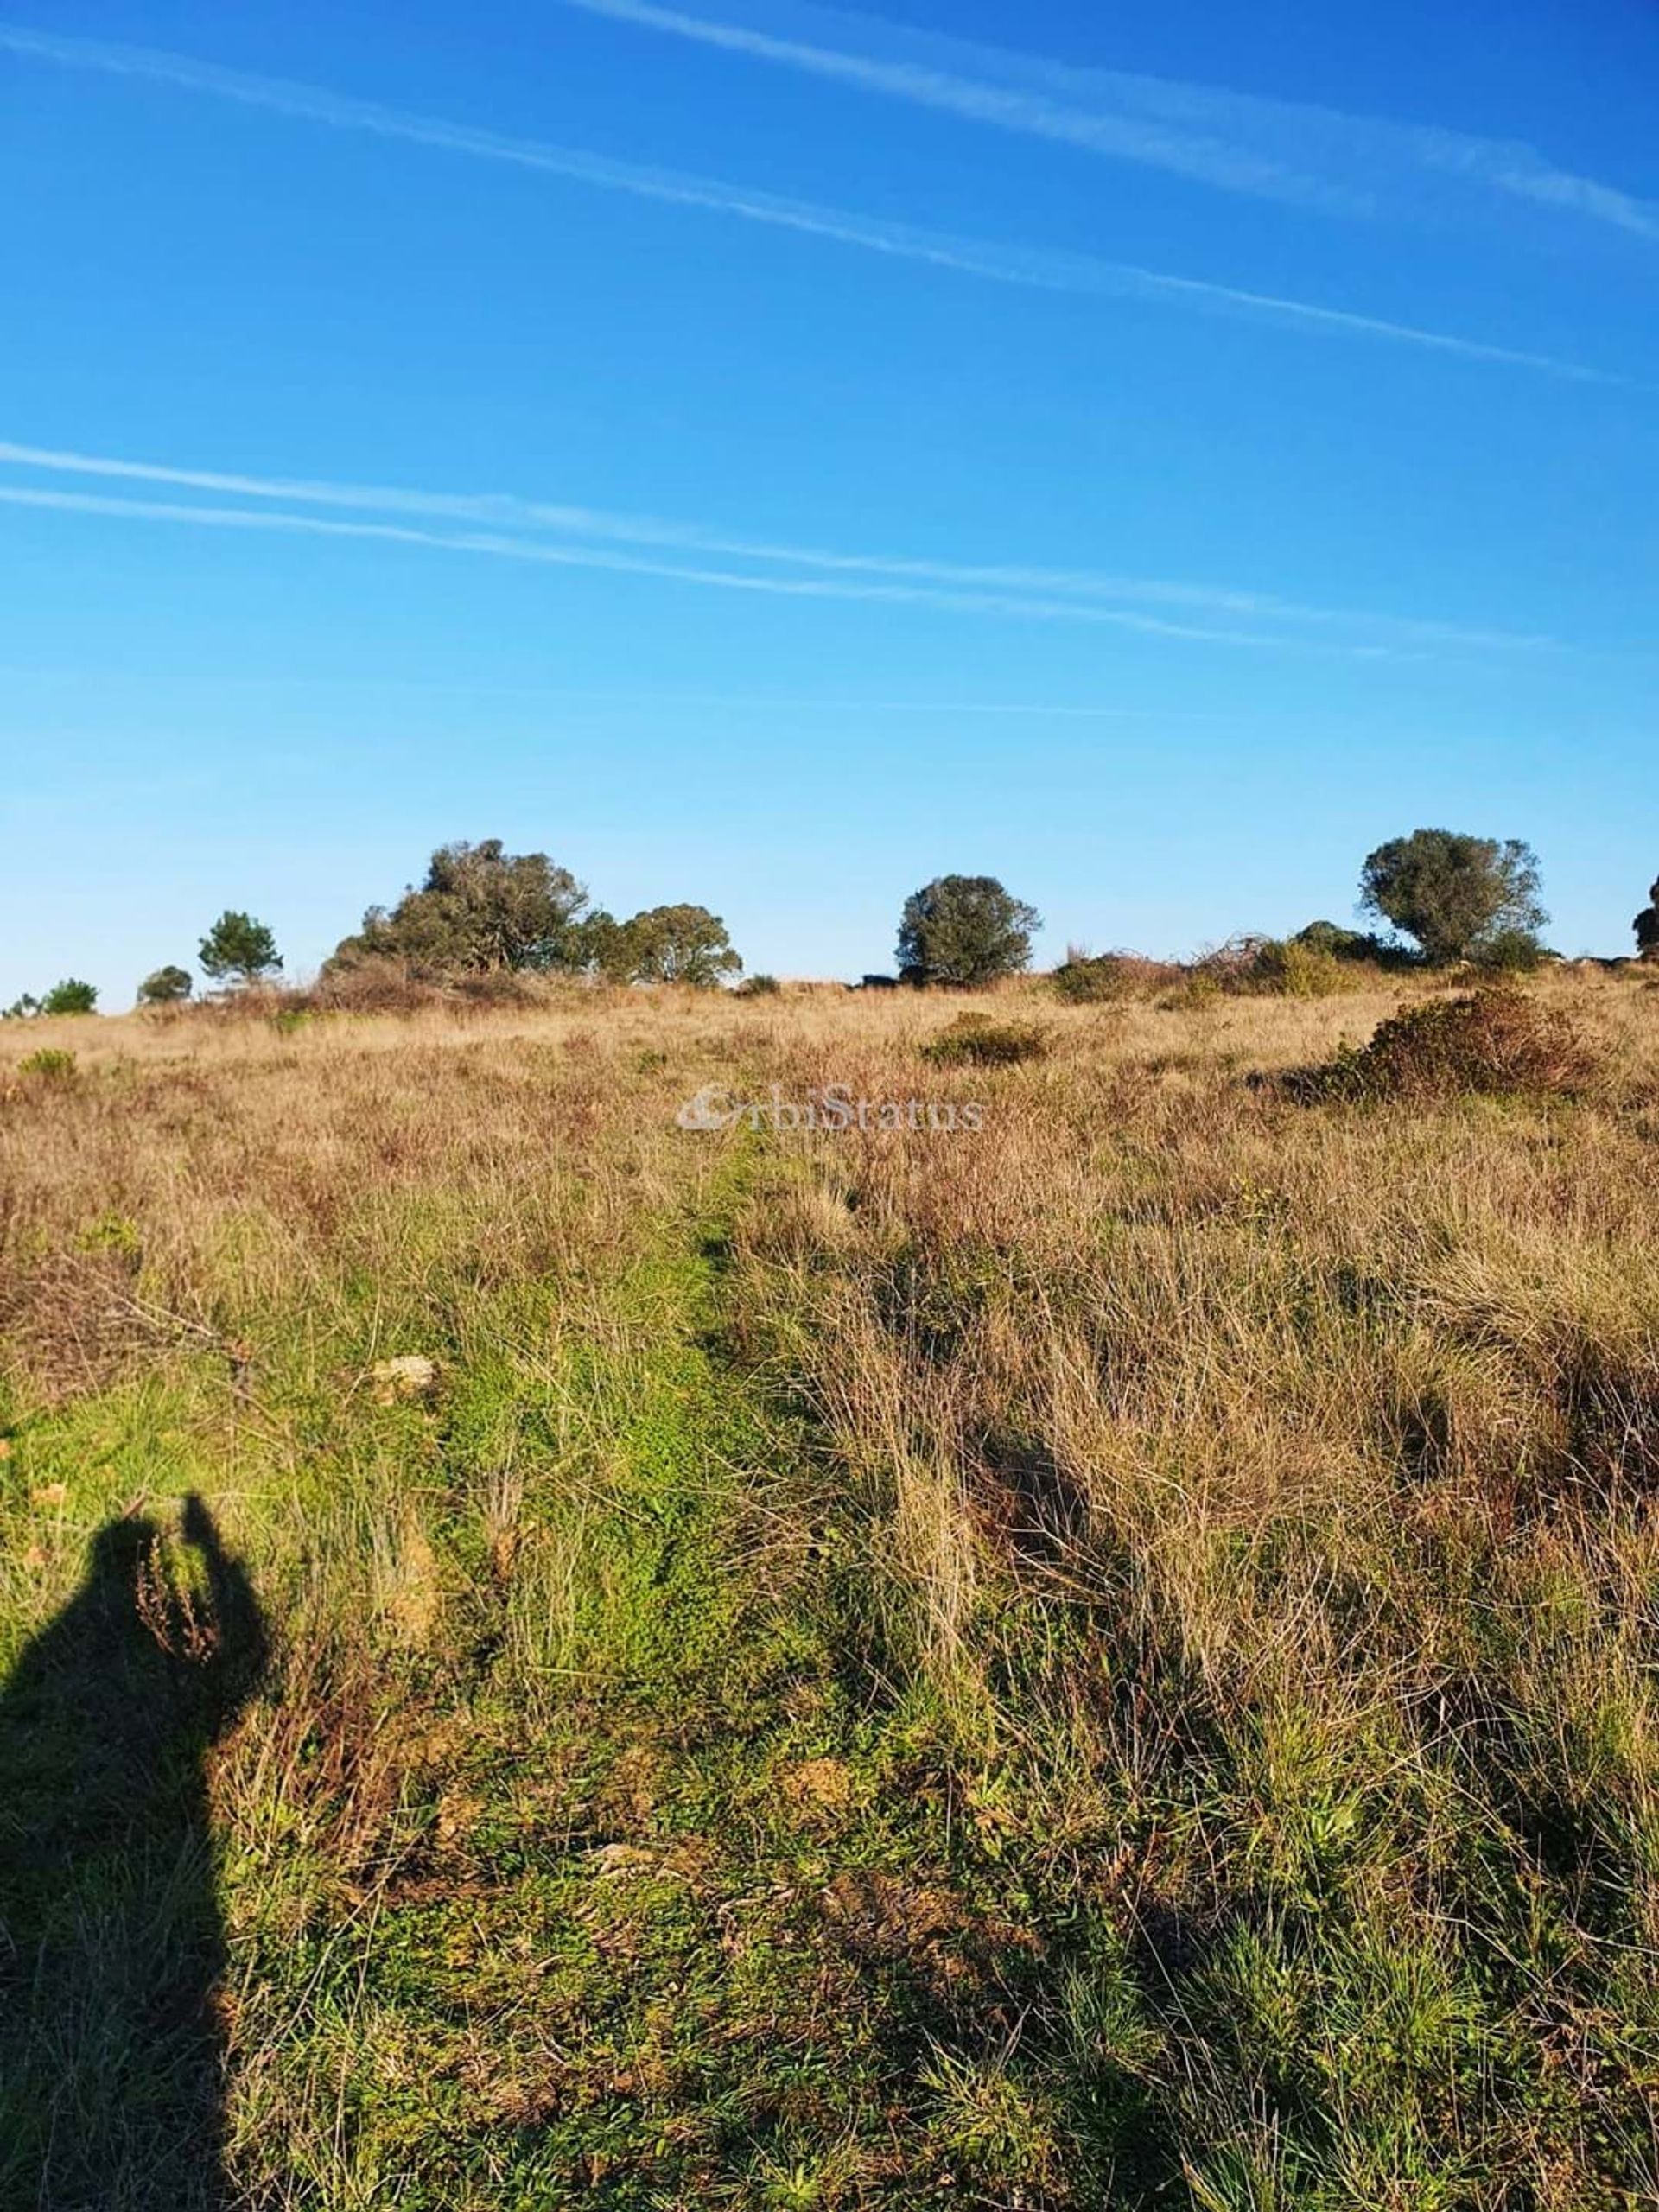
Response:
[186,1141,1125,2208]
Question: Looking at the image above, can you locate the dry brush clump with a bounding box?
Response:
[1303,983,1600,1102]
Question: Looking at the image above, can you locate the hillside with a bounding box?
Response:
[3,974,1656,2209]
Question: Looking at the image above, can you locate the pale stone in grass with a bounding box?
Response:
[370,1353,441,1404]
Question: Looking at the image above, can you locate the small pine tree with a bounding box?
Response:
[40,979,98,1015]
[199,912,282,987]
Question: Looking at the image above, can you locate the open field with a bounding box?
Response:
[3,972,1658,2208]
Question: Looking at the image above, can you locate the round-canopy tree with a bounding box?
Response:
[200,912,283,987]
[329,839,589,975]
[896,875,1040,987]
[617,905,742,988]
[1359,830,1546,967]
[137,965,194,1005]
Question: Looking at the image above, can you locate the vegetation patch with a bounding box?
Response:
[16,1046,79,1083]
[3,978,1657,2206]
[922,1014,1049,1067]
[1303,987,1598,1102]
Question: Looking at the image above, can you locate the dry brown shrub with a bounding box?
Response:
[1306,986,1598,1102]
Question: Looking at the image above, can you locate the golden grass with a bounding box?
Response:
[3,965,1658,2205]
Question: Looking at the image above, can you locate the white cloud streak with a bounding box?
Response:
[0,22,1624,385]
[560,0,1659,245]
[0,439,1548,652]
[1,481,1375,649]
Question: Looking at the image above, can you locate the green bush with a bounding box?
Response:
[1250,938,1358,998]
[1305,988,1595,1103]
[1053,955,1130,1002]
[40,979,97,1016]
[922,1014,1048,1067]
[1053,951,1181,1002]
[137,964,194,1005]
[1294,920,1410,968]
[17,1047,77,1082]
[1472,927,1553,976]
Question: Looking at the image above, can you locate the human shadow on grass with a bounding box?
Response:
[0,1496,265,2210]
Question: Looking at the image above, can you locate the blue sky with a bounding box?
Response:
[2,0,1654,998]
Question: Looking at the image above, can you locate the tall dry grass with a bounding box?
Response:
[2,965,1656,2204]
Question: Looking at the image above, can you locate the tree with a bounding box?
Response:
[570,909,635,985]
[40,979,98,1015]
[1359,831,1546,967]
[200,912,283,987]
[329,840,589,975]
[1634,877,1659,957]
[574,906,742,988]
[618,905,742,988]
[137,965,194,1005]
[896,875,1039,988]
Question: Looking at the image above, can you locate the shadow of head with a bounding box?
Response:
[61,1492,269,1736]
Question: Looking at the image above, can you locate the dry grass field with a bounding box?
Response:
[3,969,1657,2208]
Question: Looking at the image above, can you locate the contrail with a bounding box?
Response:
[559,0,1659,245]
[0,439,1548,652]
[0,22,1624,385]
[0,481,1382,650]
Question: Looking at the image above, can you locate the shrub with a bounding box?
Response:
[1294,919,1402,964]
[18,1047,77,1082]
[137,965,194,1005]
[1632,877,1658,958]
[1053,950,1184,1001]
[1472,927,1554,976]
[40,979,98,1016]
[922,1014,1048,1067]
[1249,938,1359,998]
[1306,988,1595,1103]
[736,973,781,997]
[1161,970,1222,1012]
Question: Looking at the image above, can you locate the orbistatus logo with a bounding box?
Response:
[677,1084,982,1134]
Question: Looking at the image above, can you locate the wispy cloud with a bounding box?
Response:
[0,664,1241,718]
[560,0,1659,245]
[0,22,1624,385]
[1,480,1369,649]
[0,440,1548,653]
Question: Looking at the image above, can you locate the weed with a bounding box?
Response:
[922,1013,1048,1065]
[17,1047,77,1082]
